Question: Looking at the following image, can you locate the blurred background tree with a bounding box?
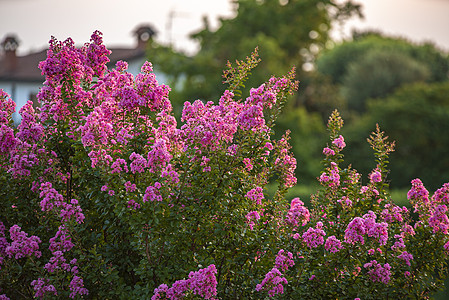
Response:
[316,32,449,114]
[342,81,449,191]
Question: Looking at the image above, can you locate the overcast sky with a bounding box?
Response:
[1,0,449,56]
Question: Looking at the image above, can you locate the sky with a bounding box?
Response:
[1,0,449,56]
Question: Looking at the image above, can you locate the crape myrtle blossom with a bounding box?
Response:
[381,204,407,223]
[319,162,340,187]
[31,278,58,299]
[322,147,335,156]
[39,182,85,224]
[245,186,264,205]
[332,135,346,150]
[0,100,46,178]
[2,224,41,261]
[68,276,89,298]
[274,132,297,188]
[302,222,326,249]
[285,197,310,227]
[0,122,16,155]
[16,101,44,144]
[433,183,449,204]
[345,211,388,246]
[181,98,241,150]
[49,225,74,253]
[256,267,288,298]
[369,169,382,184]
[337,196,353,208]
[407,178,430,213]
[0,91,17,158]
[151,265,218,300]
[0,89,15,124]
[363,260,392,284]
[37,32,110,123]
[428,204,449,234]
[397,251,414,266]
[275,249,294,272]
[246,210,261,230]
[325,235,344,253]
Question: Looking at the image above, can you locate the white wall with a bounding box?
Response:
[0,81,41,124]
[127,57,168,85]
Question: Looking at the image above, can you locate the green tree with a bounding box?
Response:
[316,33,449,112]
[341,48,430,112]
[343,81,449,191]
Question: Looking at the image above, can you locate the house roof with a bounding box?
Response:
[0,49,47,83]
[107,48,146,68]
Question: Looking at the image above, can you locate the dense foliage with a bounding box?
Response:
[1,32,449,299]
[316,33,449,112]
[343,81,449,191]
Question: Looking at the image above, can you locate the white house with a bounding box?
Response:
[0,25,167,124]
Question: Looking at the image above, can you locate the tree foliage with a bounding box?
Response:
[316,33,449,112]
[343,81,449,191]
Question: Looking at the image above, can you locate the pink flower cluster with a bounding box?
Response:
[302,221,326,249]
[256,267,288,297]
[363,260,391,284]
[433,183,449,204]
[0,89,15,124]
[369,169,382,183]
[246,210,261,230]
[407,178,430,212]
[0,223,41,262]
[144,182,163,202]
[319,162,340,187]
[325,235,344,253]
[428,204,449,234]
[68,275,89,298]
[275,249,294,272]
[181,97,240,150]
[49,225,74,252]
[31,278,58,299]
[44,250,73,273]
[332,135,346,150]
[39,182,85,223]
[285,197,310,227]
[274,134,297,188]
[397,251,414,266]
[38,32,110,123]
[152,264,218,300]
[245,186,264,205]
[381,204,406,223]
[337,196,353,208]
[345,211,388,246]
[322,147,335,156]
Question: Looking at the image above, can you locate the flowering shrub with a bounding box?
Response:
[0,31,448,299]
[0,32,297,299]
[255,113,449,299]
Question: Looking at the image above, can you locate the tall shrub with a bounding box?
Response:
[1,32,449,300]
